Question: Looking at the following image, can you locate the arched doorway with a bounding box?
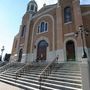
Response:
[18,49,23,62]
[66,40,75,61]
[37,40,48,62]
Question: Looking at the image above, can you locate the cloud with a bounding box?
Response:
[35,0,57,9]
[47,0,57,5]
[35,0,90,9]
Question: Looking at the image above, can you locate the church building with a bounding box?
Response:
[10,0,90,63]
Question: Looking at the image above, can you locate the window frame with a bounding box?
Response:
[64,6,72,23]
[37,21,48,34]
[31,4,34,11]
[21,25,26,37]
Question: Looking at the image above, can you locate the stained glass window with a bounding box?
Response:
[38,22,48,33]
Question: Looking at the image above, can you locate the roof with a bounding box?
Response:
[80,4,90,7]
[80,4,90,14]
[35,4,57,16]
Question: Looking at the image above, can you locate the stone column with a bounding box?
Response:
[56,3,64,62]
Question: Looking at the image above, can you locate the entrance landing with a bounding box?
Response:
[0,81,23,90]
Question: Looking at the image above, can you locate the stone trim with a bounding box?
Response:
[64,32,74,37]
[32,5,56,19]
[34,36,50,60]
[64,37,78,61]
[31,14,55,52]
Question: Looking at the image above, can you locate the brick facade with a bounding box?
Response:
[10,0,90,63]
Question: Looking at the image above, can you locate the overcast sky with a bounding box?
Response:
[0,0,90,57]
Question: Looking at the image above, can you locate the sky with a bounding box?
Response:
[0,0,90,57]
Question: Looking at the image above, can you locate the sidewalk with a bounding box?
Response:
[0,82,23,90]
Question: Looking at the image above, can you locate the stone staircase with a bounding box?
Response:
[0,62,82,90]
[0,62,25,74]
[40,62,82,90]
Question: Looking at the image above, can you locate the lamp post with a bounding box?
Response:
[76,26,90,90]
[1,46,5,60]
[75,25,89,58]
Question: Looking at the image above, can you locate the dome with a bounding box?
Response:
[29,0,37,6]
[27,0,38,13]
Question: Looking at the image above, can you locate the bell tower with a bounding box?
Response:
[27,0,38,15]
[16,0,38,63]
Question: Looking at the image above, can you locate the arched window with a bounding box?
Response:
[38,22,48,33]
[64,6,72,23]
[21,25,26,37]
[40,22,44,32]
[45,23,47,31]
[31,4,34,11]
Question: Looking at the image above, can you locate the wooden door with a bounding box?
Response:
[37,40,48,61]
[66,41,75,61]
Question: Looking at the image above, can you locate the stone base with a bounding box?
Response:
[80,58,90,90]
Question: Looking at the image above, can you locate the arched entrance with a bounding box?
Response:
[66,40,75,61]
[18,49,23,62]
[36,40,48,62]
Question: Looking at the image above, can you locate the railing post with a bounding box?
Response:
[39,76,42,90]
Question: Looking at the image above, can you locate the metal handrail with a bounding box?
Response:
[15,63,31,78]
[0,62,25,75]
[0,62,17,73]
[39,56,59,89]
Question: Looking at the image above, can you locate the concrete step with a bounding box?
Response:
[18,75,82,89]
[40,80,82,90]
[16,72,81,81]
[14,74,82,89]
[52,71,81,76]
[0,77,39,90]
[50,73,81,80]
[47,75,82,84]
[2,72,82,85]
[0,74,82,90]
[42,78,82,88]
[14,71,81,81]
[59,68,80,71]
[0,62,82,90]
[55,69,81,73]
[0,75,58,90]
